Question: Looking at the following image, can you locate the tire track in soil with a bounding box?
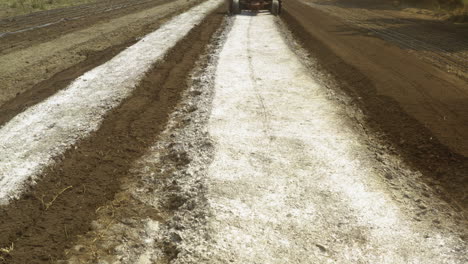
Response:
[246,17,272,138]
[0,7,225,264]
[281,1,468,214]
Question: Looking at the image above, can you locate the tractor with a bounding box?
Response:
[228,0,281,15]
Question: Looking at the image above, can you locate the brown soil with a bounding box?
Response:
[0,7,225,264]
[0,0,205,126]
[0,0,95,18]
[0,0,203,110]
[299,0,468,80]
[0,41,131,128]
[282,0,468,212]
[0,0,173,55]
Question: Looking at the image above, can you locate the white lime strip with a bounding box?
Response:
[0,0,222,205]
[205,12,465,263]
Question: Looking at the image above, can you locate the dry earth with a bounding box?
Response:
[0,0,204,121]
[176,11,466,264]
[0,0,466,263]
[298,0,468,80]
[283,0,468,211]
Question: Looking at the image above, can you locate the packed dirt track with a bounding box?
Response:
[0,0,467,263]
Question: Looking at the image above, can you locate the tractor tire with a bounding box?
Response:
[231,0,241,14]
[271,0,280,15]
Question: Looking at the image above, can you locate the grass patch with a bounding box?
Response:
[0,0,97,18]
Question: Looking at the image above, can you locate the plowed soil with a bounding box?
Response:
[0,0,466,262]
[0,0,172,54]
[0,0,204,112]
[283,0,468,211]
[298,0,468,79]
[0,5,225,263]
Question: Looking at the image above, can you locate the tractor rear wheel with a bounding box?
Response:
[271,0,280,15]
[231,0,241,14]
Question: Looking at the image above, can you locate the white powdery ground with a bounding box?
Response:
[0,0,223,205]
[202,12,466,263]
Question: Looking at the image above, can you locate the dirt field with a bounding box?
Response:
[0,0,204,121]
[283,0,468,211]
[297,0,468,80]
[0,0,97,18]
[0,0,466,263]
